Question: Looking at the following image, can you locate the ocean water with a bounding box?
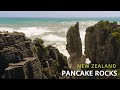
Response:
[0,17,120,58]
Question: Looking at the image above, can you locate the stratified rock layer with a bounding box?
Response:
[3,57,42,79]
[85,20,120,66]
[0,31,70,79]
[66,22,82,69]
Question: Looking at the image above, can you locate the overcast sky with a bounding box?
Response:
[0,11,120,17]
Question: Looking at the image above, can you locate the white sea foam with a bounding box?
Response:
[60,21,77,25]
[79,21,97,55]
[0,27,51,37]
[0,21,98,59]
[60,21,97,26]
[42,34,66,42]
[0,27,14,32]
[42,21,97,60]
[44,41,70,59]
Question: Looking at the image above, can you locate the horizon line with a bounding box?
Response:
[0,16,120,18]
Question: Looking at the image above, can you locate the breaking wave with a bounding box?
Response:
[0,27,51,37]
[0,20,98,58]
[42,34,66,42]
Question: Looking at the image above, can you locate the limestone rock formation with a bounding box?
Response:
[0,32,70,79]
[66,22,82,69]
[2,57,42,79]
[33,38,69,79]
[85,20,120,66]
[0,32,31,78]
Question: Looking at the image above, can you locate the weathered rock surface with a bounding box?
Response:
[85,20,120,66]
[2,57,42,79]
[33,38,69,79]
[0,31,70,79]
[0,32,30,78]
[66,22,83,69]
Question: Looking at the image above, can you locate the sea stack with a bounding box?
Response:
[66,22,82,69]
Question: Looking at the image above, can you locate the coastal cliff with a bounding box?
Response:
[85,20,120,66]
[1,20,120,79]
[0,31,70,79]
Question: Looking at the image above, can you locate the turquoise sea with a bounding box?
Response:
[0,17,120,24]
[0,17,120,58]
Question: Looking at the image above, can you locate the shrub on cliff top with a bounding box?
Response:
[69,26,76,32]
[111,31,120,44]
[113,21,117,25]
[97,20,112,30]
[33,38,44,46]
[111,32,119,38]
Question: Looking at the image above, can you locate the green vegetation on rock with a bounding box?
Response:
[111,32,119,37]
[85,20,120,65]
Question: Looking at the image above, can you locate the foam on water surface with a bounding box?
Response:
[0,20,98,59]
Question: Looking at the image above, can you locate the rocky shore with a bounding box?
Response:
[0,31,70,79]
[1,20,120,79]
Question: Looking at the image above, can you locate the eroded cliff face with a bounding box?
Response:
[85,20,120,66]
[0,32,33,78]
[3,57,43,79]
[66,22,83,69]
[0,31,70,79]
[33,38,69,79]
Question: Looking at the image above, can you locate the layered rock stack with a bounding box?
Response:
[3,57,43,79]
[0,31,70,79]
[0,32,31,78]
[85,20,120,66]
[66,22,83,69]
